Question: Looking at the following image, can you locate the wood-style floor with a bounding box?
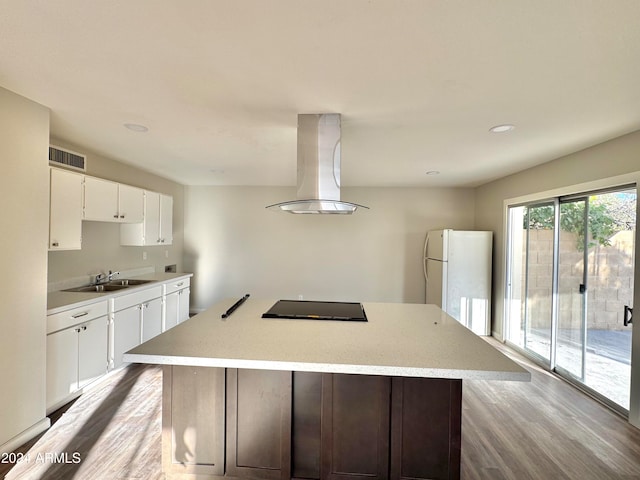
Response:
[4,339,640,480]
[461,340,640,479]
[1,365,163,480]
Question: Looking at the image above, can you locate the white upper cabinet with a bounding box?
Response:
[159,194,173,245]
[120,191,173,246]
[84,176,144,223]
[49,167,83,250]
[117,183,144,223]
[84,176,118,221]
[48,168,168,250]
[144,191,161,243]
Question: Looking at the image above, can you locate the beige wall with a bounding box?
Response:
[47,139,185,284]
[0,88,50,449]
[475,129,640,425]
[184,185,476,311]
[476,130,640,339]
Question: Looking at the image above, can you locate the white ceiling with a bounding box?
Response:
[2,0,640,187]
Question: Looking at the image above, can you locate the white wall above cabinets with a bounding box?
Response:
[120,191,173,246]
[84,176,144,223]
[49,167,83,250]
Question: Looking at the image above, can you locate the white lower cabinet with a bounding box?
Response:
[46,315,108,412]
[111,285,163,369]
[178,288,190,323]
[112,305,142,370]
[47,276,192,410]
[164,278,191,331]
[142,298,163,342]
[46,326,78,410]
[165,291,179,331]
[78,319,109,388]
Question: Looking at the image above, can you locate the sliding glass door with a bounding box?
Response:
[506,187,636,412]
[556,191,636,410]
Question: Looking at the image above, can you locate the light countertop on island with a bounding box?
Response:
[124,297,530,381]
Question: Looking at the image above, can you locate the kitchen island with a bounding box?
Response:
[125,298,530,480]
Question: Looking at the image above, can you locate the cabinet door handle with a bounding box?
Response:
[52,242,59,247]
[143,303,150,309]
[120,214,125,218]
[176,282,184,287]
[82,326,87,331]
[113,214,119,218]
[72,311,89,319]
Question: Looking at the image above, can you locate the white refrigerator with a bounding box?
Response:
[423,229,492,335]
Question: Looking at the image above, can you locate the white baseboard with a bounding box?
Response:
[45,366,128,415]
[46,391,82,416]
[1,417,50,454]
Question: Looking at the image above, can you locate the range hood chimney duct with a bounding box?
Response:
[266,113,368,214]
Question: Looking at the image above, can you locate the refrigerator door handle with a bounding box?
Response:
[423,233,430,281]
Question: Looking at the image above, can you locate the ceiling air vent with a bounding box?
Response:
[49,145,86,172]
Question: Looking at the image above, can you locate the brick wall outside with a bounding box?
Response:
[524,229,634,331]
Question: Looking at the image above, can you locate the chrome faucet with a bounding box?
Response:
[94,270,120,285]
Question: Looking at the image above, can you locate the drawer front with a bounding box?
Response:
[113,285,163,312]
[165,277,191,295]
[47,300,108,334]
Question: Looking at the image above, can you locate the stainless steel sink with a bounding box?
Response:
[63,284,131,293]
[62,278,155,293]
[107,279,154,286]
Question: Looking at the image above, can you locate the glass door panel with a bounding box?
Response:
[506,206,526,349]
[556,199,587,379]
[583,190,635,410]
[544,188,634,411]
[524,204,555,361]
[506,203,554,363]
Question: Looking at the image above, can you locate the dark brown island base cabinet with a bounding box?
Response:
[162,367,462,480]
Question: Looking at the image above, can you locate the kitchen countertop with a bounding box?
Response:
[47,272,193,314]
[124,297,531,381]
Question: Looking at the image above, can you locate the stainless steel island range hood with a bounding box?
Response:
[266,113,368,214]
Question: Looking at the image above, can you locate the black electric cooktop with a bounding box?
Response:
[262,300,367,322]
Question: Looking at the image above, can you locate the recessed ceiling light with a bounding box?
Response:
[489,124,515,133]
[124,123,149,132]
[426,170,440,176]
